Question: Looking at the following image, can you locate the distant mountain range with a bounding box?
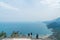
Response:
[44,18,60,30]
[45,18,60,23]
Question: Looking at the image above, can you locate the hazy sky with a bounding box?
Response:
[0,0,60,22]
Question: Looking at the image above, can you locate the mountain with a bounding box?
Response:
[44,18,60,40]
[44,17,60,32]
[44,18,60,29]
[43,19,56,25]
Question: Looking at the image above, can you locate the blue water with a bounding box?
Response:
[0,22,52,36]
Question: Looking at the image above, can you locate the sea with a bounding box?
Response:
[0,22,52,37]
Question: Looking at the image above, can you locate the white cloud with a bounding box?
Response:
[0,0,60,22]
[40,0,60,8]
[0,2,19,11]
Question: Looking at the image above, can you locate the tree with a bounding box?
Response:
[0,31,7,38]
[11,31,19,38]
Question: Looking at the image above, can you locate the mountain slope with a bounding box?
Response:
[44,18,60,29]
[44,18,60,40]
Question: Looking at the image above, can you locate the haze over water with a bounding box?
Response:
[0,22,52,37]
